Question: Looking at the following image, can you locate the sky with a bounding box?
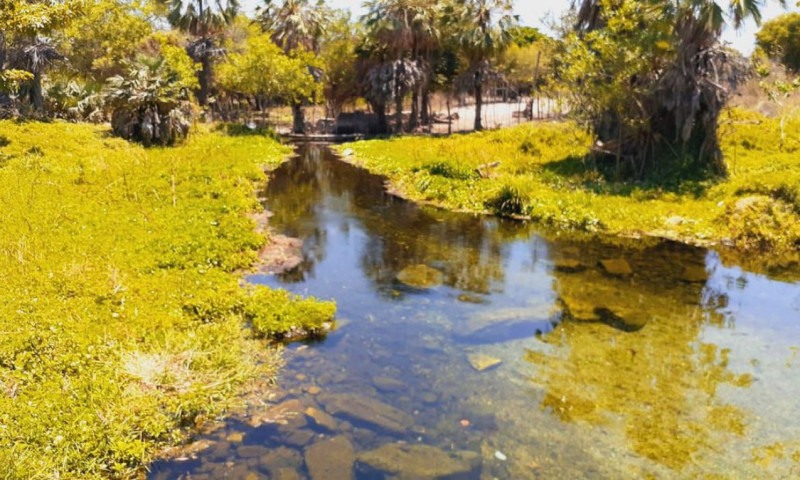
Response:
[243,0,800,56]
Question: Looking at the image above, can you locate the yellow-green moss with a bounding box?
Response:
[0,121,334,478]
[339,110,800,254]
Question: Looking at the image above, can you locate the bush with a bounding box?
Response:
[725,195,800,250]
[46,80,105,122]
[486,183,529,216]
[105,58,192,146]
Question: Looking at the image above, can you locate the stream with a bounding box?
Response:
[150,143,800,479]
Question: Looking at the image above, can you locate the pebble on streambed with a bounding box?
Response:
[467,353,503,372]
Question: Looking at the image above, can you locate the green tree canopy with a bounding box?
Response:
[561,0,784,179]
[62,0,154,83]
[757,12,800,72]
[161,0,239,105]
[218,29,321,105]
[0,0,84,105]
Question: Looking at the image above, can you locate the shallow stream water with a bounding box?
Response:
[151,144,800,479]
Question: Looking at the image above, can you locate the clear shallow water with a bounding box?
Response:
[151,144,800,479]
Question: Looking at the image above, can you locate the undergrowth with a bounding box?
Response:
[339,110,800,253]
[0,121,334,478]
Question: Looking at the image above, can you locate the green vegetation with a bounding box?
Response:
[339,109,800,252]
[757,12,800,73]
[562,0,765,177]
[0,121,334,477]
[105,58,193,146]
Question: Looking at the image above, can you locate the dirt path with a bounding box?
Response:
[427,98,564,134]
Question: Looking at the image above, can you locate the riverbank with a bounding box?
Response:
[0,121,334,477]
[338,109,800,259]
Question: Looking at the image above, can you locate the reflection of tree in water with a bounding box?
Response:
[358,211,518,295]
[266,143,534,294]
[526,239,752,472]
[263,145,331,282]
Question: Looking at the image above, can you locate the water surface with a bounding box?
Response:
[151,144,800,479]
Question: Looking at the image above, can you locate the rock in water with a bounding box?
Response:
[599,258,633,277]
[305,407,338,432]
[258,446,303,471]
[680,264,708,283]
[304,436,355,480]
[467,353,503,372]
[317,393,414,434]
[272,468,302,480]
[372,376,407,393]
[557,267,649,333]
[457,294,487,304]
[455,306,557,344]
[357,443,480,479]
[553,258,586,273]
[396,264,444,289]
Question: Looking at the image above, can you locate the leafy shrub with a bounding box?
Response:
[486,183,529,216]
[46,80,105,121]
[725,196,800,250]
[242,287,336,340]
[105,58,193,146]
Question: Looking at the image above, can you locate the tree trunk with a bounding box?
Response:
[292,102,305,134]
[376,104,388,134]
[409,90,419,131]
[421,89,430,127]
[446,94,452,135]
[30,72,44,112]
[198,53,213,107]
[474,81,483,131]
[395,93,403,133]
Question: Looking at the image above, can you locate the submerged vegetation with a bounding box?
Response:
[0,121,334,477]
[340,109,800,253]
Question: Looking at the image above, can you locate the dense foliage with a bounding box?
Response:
[757,12,800,72]
[105,58,193,146]
[560,0,778,179]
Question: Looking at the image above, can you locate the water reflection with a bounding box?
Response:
[150,144,800,479]
[528,241,750,471]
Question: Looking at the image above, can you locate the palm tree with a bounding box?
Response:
[10,38,63,111]
[362,0,440,131]
[163,0,238,106]
[258,0,327,134]
[574,0,784,175]
[363,58,423,133]
[105,58,192,146]
[448,0,516,131]
[259,0,327,53]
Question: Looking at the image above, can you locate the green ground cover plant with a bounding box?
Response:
[0,121,334,478]
[339,109,800,253]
